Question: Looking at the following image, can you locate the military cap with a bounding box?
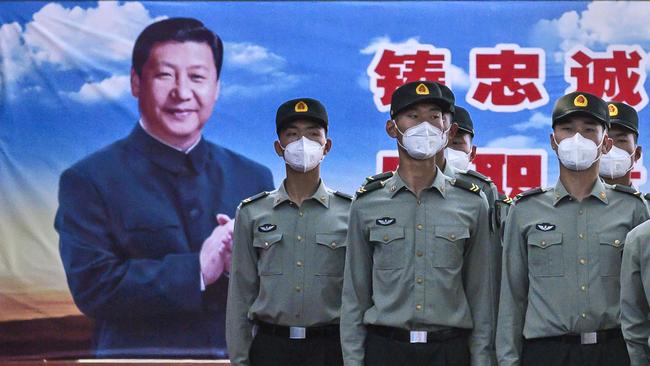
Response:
[607,101,638,135]
[453,106,474,137]
[390,81,455,118]
[276,98,328,134]
[552,91,609,128]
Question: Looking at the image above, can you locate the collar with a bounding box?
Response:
[388,168,447,199]
[128,123,209,175]
[553,177,608,206]
[139,119,202,154]
[442,160,458,178]
[272,179,331,208]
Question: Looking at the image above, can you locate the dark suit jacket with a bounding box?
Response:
[55,125,274,358]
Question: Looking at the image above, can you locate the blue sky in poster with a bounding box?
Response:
[2,1,650,195]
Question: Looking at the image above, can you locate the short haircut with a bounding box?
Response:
[132,17,223,79]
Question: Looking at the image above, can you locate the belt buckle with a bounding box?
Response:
[410,330,428,343]
[581,332,597,345]
[290,326,306,339]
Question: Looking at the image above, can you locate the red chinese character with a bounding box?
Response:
[565,45,648,109]
[505,155,543,196]
[368,45,451,112]
[472,153,506,193]
[468,44,548,112]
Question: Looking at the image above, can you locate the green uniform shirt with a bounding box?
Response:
[340,169,495,366]
[443,163,503,365]
[226,180,351,366]
[497,178,649,366]
[621,220,650,366]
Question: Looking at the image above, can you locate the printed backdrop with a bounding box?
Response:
[1,0,649,352]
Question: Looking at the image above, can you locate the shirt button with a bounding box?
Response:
[450,234,456,240]
[581,313,587,319]
[297,235,303,241]
[417,224,423,230]
[417,200,421,205]
[614,239,621,246]
[416,251,424,257]
[579,233,584,239]
[295,286,301,292]
[579,209,584,215]
[580,285,587,291]
[299,211,304,217]
[416,277,423,284]
[296,261,303,267]
[415,304,422,311]
[540,241,547,247]
[330,242,337,248]
[264,242,269,247]
[383,235,389,241]
[579,258,587,265]
[189,208,200,219]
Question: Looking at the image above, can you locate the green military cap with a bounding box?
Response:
[390,81,455,119]
[453,106,474,137]
[552,91,609,128]
[276,97,328,134]
[607,102,638,135]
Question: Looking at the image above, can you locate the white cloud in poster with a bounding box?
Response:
[486,135,538,149]
[512,112,552,132]
[532,2,650,66]
[66,75,131,103]
[0,22,33,87]
[225,42,287,74]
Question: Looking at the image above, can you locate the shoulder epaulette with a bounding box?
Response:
[498,193,514,205]
[645,193,650,201]
[612,184,642,198]
[333,191,352,200]
[514,187,545,203]
[462,169,492,184]
[356,180,385,198]
[240,191,269,206]
[365,171,394,183]
[452,178,482,195]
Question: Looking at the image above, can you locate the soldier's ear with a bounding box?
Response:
[386,119,399,138]
[447,123,459,148]
[550,133,558,151]
[274,140,284,157]
[602,134,613,154]
[469,145,477,162]
[634,145,642,163]
[323,138,333,156]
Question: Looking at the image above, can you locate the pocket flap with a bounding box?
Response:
[599,233,625,248]
[434,226,470,242]
[253,232,283,249]
[316,233,347,249]
[528,232,563,248]
[369,226,405,244]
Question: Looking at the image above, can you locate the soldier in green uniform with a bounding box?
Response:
[621,221,650,366]
[496,91,649,366]
[599,102,643,188]
[341,81,495,366]
[226,98,351,366]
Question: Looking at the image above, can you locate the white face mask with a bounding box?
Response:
[394,121,448,160]
[445,148,472,171]
[281,136,325,173]
[599,145,634,179]
[554,132,604,171]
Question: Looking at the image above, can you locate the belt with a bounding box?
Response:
[256,321,339,339]
[367,324,470,344]
[526,328,623,345]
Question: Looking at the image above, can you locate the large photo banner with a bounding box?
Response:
[1,0,650,360]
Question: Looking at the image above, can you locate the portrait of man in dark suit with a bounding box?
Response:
[55,17,274,358]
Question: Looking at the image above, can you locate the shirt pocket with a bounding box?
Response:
[253,232,284,275]
[314,233,347,276]
[527,232,564,277]
[369,226,405,270]
[599,232,625,277]
[431,226,469,268]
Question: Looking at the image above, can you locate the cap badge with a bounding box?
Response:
[573,94,588,107]
[415,83,430,95]
[294,101,308,112]
[608,103,619,117]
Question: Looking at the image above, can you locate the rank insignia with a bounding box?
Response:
[535,223,556,232]
[258,224,277,233]
[376,217,396,226]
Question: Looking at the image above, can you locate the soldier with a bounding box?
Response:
[496,91,649,366]
[226,98,351,366]
[621,222,650,366]
[599,102,642,188]
[341,81,495,366]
